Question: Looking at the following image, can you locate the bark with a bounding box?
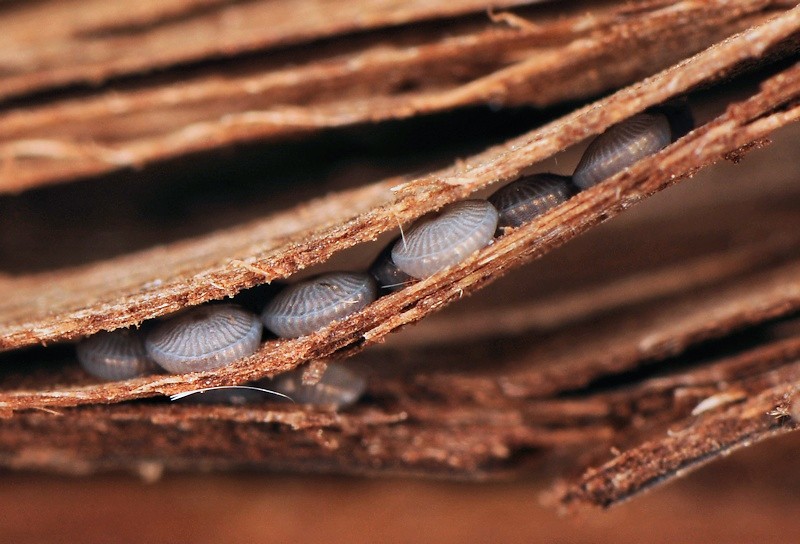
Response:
[0,0,799,509]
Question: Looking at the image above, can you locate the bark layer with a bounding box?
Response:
[0,0,799,508]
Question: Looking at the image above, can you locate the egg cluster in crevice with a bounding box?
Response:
[76,102,692,406]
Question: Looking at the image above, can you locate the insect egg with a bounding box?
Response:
[391,199,498,279]
[145,304,262,374]
[488,173,573,229]
[572,112,672,190]
[261,272,377,338]
[76,328,157,381]
[369,239,414,294]
[271,363,366,408]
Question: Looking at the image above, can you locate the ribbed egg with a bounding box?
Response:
[271,363,366,408]
[145,304,262,373]
[489,173,573,229]
[391,199,498,279]
[572,112,672,190]
[261,272,377,338]
[76,329,157,381]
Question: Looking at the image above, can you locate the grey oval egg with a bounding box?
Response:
[572,112,672,190]
[391,199,498,279]
[77,329,157,381]
[369,240,414,294]
[261,272,377,338]
[145,304,262,374]
[488,173,573,229]
[271,363,366,408]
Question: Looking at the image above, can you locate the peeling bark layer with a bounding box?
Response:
[0,0,785,192]
[0,0,799,505]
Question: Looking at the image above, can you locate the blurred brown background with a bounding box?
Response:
[5,431,800,543]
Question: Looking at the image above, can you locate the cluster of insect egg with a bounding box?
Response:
[77,304,367,408]
[370,104,692,292]
[76,104,691,405]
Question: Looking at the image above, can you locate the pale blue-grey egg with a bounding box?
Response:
[572,112,672,190]
[488,173,573,229]
[261,272,377,338]
[145,304,262,373]
[391,199,498,279]
[77,328,157,381]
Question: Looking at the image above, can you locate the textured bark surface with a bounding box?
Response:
[0,0,546,100]
[2,9,800,351]
[0,0,784,192]
[2,55,800,410]
[1,0,800,515]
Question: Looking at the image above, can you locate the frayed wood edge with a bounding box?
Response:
[2,9,799,351]
[0,58,799,411]
[0,0,545,101]
[551,377,800,511]
[0,0,779,192]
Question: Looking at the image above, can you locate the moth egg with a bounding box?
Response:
[488,173,573,229]
[271,363,366,408]
[391,199,498,279]
[76,329,157,381]
[572,112,672,190]
[261,272,377,338]
[369,239,414,294]
[145,304,262,374]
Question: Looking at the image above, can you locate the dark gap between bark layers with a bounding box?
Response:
[0,0,784,192]
[0,65,798,411]
[0,21,798,412]
[1,12,799,353]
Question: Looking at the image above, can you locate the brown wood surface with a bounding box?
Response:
[2,54,800,411]
[3,433,800,543]
[0,0,780,192]
[1,0,800,519]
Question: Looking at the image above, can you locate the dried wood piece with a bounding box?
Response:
[374,260,800,401]
[384,166,800,343]
[3,0,800,497]
[2,121,800,412]
[4,194,800,478]
[0,0,551,101]
[2,324,799,479]
[0,0,782,193]
[0,21,798,414]
[2,12,799,353]
[4,188,798,408]
[369,329,800,474]
[554,373,800,510]
[525,332,800,432]
[365,181,800,353]
[0,400,612,478]
[0,33,797,416]
[385,331,800,426]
